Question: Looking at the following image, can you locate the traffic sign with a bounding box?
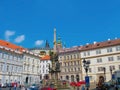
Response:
[85,76,90,87]
[112,74,115,80]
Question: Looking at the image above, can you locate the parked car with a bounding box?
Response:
[29,84,39,90]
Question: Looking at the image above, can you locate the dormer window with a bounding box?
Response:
[97,44,100,46]
[108,41,111,44]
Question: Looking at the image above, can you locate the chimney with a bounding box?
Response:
[93,41,97,44]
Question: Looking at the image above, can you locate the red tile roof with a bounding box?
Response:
[0,40,26,52]
[80,39,120,51]
[41,55,50,60]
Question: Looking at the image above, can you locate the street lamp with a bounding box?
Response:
[109,67,112,80]
[8,72,12,87]
[103,67,106,81]
[83,58,90,90]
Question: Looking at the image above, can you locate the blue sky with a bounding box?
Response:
[0,0,120,48]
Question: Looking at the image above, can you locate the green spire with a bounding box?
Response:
[57,36,62,44]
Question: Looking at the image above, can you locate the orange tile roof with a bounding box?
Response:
[80,39,120,51]
[0,40,26,52]
[41,55,50,60]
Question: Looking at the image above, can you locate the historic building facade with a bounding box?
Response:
[58,47,82,82]
[0,40,23,85]
[58,39,120,83]
[80,39,120,83]
[39,55,51,80]
[22,50,41,85]
[0,40,41,85]
[29,40,53,57]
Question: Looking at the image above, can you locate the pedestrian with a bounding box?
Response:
[14,84,17,90]
[115,84,118,90]
[81,85,85,90]
[0,83,1,90]
[21,86,25,90]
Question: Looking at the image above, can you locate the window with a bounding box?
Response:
[33,59,34,64]
[68,62,69,66]
[84,52,86,56]
[74,68,76,71]
[24,66,25,71]
[77,54,79,59]
[78,67,80,71]
[67,56,69,60]
[116,46,120,51]
[7,65,9,72]
[108,57,114,61]
[46,70,48,73]
[96,50,101,54]
[78,61,79,65]
[97,58,102,63]
[74,61,76,65]
[65,69,66,72]
[70,55,72,59]
[1,64,3,71]
[71,68,73,71]
[109,66,115,70]
[98,67,104,72]
[74,54,76,59]
[64,63,66,66]
[117,56,120,60]
[0,51,2,58]
[89,76,93,80]
[87,51,90,56]
[3,53,6,58]
[89,68,92,72]
[107,48,112,53]
[64,56,66,60]
[119,65,120,70]
[59,56,62,60]
[68,68,70,72]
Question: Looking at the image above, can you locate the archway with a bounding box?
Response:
[44,74,49,80]
[71,75,74,82]
[66,75,69,80]
[76,74,79,82]
[25,77,28,83]
[60,76,62,80]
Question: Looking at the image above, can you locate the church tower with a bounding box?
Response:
[57,36,62,50]
[45,40,50,49]
[53,27,57,53]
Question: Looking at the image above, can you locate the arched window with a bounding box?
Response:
[71,75,74,82]
[76,75,79,82]
[66,75,69,80]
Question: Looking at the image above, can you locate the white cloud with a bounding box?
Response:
[35,40,44,46]
[5,30,15,41]
[14,35,25,43]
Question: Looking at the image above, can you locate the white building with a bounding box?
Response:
[80,39,120,83]
[0,45,23,85]
[0,40,41,86]
[40,55,51,80]
[22,50,41,85]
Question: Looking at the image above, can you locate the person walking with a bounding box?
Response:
[0,83,1,90]
[81,85,85,90]
[21,86,25,90]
